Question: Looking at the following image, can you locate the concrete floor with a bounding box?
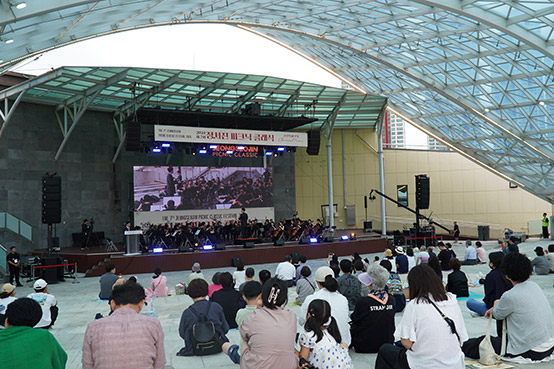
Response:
[11,236,554,368]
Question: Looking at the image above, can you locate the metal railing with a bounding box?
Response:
[0,242,7,276]
[0,211,33,242]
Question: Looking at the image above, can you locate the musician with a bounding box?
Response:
[124,221,132,233]
[81,219,91,250]
[166,167,176,196]
[239,208,249,238]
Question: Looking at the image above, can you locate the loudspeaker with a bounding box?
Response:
[363,221,373,232]
[415,174,430,210]
[215,243,226,250]
[42,176,61,224]
[299,237,309,245]
[274,239,284,246]
[244,241,255,249]
[323,236,334,243]
[306,129,321,156]
[232,257,243,267]
[41,257,60,284]
[125,120,141,151]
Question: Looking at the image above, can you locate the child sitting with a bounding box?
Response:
[299,299,352,369]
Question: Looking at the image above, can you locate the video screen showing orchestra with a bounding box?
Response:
[133,166,273,212]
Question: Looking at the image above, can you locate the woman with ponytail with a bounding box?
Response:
[239,278,298,369]
[300,267,351,346]
[299,299,352,368]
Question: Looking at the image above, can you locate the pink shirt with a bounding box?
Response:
[82,307,166,369]
[151,275,168,297]
[208,284,222,297]
[476,248,487,263]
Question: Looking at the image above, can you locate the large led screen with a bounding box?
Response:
[133,166,273,211]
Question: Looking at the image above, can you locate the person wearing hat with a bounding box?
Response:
[531,247,550,275]
[27,279,58,329]
[461,240,478,265]
[299,266,351,346]
[0,298,67,369]
[188,262,206,284]
[0,283,17,327]
[383,249,397,273]
[395,247,408,274]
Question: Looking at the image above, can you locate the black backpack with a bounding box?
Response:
[189,302,222,356]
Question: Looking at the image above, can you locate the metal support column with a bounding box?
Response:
[327,130,334,228]
[378,135,386,235]
[342,129,347,209]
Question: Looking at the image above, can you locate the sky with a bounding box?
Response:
[12,23,427,146]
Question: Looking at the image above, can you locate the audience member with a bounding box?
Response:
[296,266,316,305]
[240,278,298,369]
[82,282,165,368]
[177,279,228,356]
[188,262,206,284]
[222,281,263,364]
[1,298,67,369]
[296,255,311,281]
[299,299,352,368]
[462,240,478,265]
[208,272,223,297]
[427,256,443,281]
[352,260,369,296]
[383,249,396,272]
[503,236,519,254]
[531,247,550,275]
[234,260,246,290]
[99,264,118,300]
[446,259,469,297]
[395,247,408,274]
[27,279,58,329]
[475,241,487,264]
[151,267,168,297]
[259,269,271,286]
[380,260,406,313]
[437,242,453,271]
[405,247,416,271]
[462,252,554,361]
[350,264,395,353]
[375,265,468,369]
[275,255,296,287]
[416,246,429,265]
[338,259,362,311]
[0,283,17,327]
[301,267,351,346]
[211,272,242,329]
[427,247,436,259]
[239,267,256,293]
[547,244,554,272]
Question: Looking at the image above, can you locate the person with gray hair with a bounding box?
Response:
[462,240,478,265]
[350,264,396,353]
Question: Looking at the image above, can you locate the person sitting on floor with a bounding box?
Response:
[99,264,118,300]
[188,262,206,285]
[475,241,487,264]
[380,260,406,313]
[27,279,58,329]
[208,272,222,298]
[222,281,263,364]
[151,266,169,297]
[0,283,17,328]
[296,266,316,305]
[177,279,229,356]
[350,264,396,353]
[462,252,554,362]
[275,255,296,287]
[1,298,67,369]
[531,247,550,275]
[383,249,396,272]
[299,299,353,369]
[437,242,454,271]
[296,255,312,282]
[395,247,409,274]
[259,269,271,286]
[461,240,478,265]
[239,267,255,293]
[211,272,242,329]
[233,260,246,290]
[338,259,362,311]
[446,258,469,297]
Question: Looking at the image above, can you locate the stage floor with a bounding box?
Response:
[34,233,390,277]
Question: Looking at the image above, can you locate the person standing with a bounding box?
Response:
[6,246,22,287]
[82,282,166,369]
[452,221,460,243]
[81,219,91,249]
[542,213,549,239]
[166,167,176,196]
[239,208,248,238]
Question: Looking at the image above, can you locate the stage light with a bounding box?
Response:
[152,147,161,153]
[265,151,273,156]
[350,232,357,240]
[203,244,213,250]
[309,237,318,244]
[198,149,207,154]
[237,146,245,150]
[152,247,163,253]
[277,147,285,152]
[161,143,171,148]
[15,2,27,9]
[226,150,233,154]
[5,39,14,44]
[209,145,218,149]
[341,235,349,241]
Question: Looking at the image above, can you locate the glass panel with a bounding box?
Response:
[0,212,5,228]
[19,221,32,241]
[6,213,18,234]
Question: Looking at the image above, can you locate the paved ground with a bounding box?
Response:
[11,236,554,368]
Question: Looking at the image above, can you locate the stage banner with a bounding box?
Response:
[134,207,275,226]
[154,125,308,147]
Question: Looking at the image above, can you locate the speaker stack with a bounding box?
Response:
[415,175,430,209]
[125,120,141,151]
[42,176,61,224]
[306,129,321,155]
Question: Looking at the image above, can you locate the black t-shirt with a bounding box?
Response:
[211,287,242,329]
[447,270,469,297]
[438,249,454,270]
[350,294,396,353]
[7,252,20,270]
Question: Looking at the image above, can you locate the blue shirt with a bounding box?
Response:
[464,246,477,261]
[396,254,409,274]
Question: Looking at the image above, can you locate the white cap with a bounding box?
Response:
[33,279,47,290]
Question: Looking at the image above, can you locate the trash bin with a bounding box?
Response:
[478,225,490,241]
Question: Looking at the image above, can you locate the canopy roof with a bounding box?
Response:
[0,1,554,200]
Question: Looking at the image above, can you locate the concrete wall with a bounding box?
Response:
[0,102,295,253]
[294,129,551,238]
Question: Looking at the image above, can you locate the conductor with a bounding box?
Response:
[239,208,249,238]
[81,219,91,250]
[166,167,176,196]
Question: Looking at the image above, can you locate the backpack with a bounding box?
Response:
[189,302,222,356]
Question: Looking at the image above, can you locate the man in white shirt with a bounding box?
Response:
[275,255,296,287]
[462,240,478,265]
[27,279,58,328]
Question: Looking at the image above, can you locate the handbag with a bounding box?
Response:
[479,319,507,365]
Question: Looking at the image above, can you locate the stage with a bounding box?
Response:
[33,233,390,277]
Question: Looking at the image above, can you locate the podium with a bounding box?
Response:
[124,230,142,256]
